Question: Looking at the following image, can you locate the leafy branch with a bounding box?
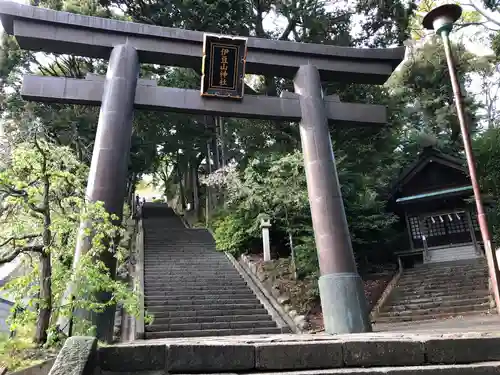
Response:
[0,234,43,264]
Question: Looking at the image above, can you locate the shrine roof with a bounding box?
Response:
[388,147,468,202]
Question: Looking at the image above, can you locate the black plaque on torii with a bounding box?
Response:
[201,34,247,100]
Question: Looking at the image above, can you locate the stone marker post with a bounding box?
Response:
[293,64,371,334]
[59,44,139,342]
[260,217,272,261]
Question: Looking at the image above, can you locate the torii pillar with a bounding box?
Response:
[295,65,371,333]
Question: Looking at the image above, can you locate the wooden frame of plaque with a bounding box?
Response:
[201,34,247,100]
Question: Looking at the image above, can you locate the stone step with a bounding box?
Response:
[397,274,488,287]
[144,274,243,280]
[144,257,227,261]
[143,263,232,268]
[145,298,259,307]
[145,253,222,256]
[96,331,500,372]
[144,238,214,241]
[144,258,224,262]
[145,238,214,242]
[144,286,249,293]
[402,264,486,277]
[144,242,215,245]
[144,261,224,265]
[395,285,489,297]
[146,303,263,313]
[145,259,222,262]
[374,309,491,323]
[144,274,241,280]
[144,274,244,279]
[146,320,278,332]
[145,293,255,301]
[144,248,218,251]
[382,296,490,312]
[151,314,273,325]
[149,307,269,319]
[148,363,500,374]
[145,239,208,242]
[144,280,247,286]
[144,271,241,276]
[144,236,213,240]
[145,290,252,297]
[397,279,488,290]
[387,290,491,305]
[393,291,490,303]
[144,242,216,245]
[143,259,229,262]
[144,326,283,339]
[378,302,490,318]
[143,271,240,276]
[144,281,248,288]
[145,246,217,250]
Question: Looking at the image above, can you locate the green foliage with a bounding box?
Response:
[0,327,56,371]
[0,140,141,343]
[207,150,397,276]
[388,38,482,156]
[408,0,481,41]
[212,211,256,254]
[492,31,500,57]
[474,128,500,244]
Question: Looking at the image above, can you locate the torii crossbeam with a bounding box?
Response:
[0,1,405,342]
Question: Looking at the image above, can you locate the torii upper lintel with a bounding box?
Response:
[0,1,404,84]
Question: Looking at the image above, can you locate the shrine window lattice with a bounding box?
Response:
[408,216,422,239]
[424,217,446,237]
[409,212,475,239]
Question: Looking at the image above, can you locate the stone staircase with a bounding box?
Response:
[142,203,284,338]
[375,258,492,323]
[55,334,500,375]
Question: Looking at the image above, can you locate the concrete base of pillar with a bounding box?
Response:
[318,272,372,334]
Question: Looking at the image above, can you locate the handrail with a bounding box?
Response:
[133,214,145,339]
[422,235,430,262]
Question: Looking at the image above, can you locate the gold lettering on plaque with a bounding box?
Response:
[219,48,230,86]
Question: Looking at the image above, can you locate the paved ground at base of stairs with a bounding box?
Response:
[123,315,500,346]
[373,314,500,333]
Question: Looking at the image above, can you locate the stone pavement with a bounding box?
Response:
[97,330,500,373]
[113,314,500,346]
[374,314,500,333]
[53,317,500,375]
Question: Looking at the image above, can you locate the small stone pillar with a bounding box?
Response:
[260,217,272,261]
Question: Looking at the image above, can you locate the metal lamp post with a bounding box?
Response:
[423,4,500,313]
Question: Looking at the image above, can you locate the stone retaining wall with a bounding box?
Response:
[240,254,307,332]
[9,359,55,375]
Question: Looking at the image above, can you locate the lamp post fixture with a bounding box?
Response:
[423,4,500,314]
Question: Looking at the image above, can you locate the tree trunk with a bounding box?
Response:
[219,117,225,169]
[126,173,136,208]
[177,164,186,210]
[35,251,51,344]
[34,148,52,345]
[193,164,199,217]
[185,160,193,210]
[212,135,220,171]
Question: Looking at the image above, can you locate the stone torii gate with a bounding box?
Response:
[0,2,404,341]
